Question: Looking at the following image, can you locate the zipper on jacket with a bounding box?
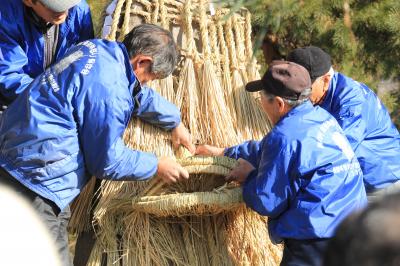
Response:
[43,25,60,69]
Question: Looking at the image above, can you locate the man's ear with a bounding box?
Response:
[322,73,332,93]
[130,55,153,73]
[22,0,34,7]
[276,96,286,113]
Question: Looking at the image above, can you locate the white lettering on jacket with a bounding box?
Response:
[79,41,98,76]
[332,162,361,175]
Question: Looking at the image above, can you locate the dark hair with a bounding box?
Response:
[324,192,400,266]
[122,24,178,79]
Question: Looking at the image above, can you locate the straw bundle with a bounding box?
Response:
[225,15,270,141]
[174,0,201,141]
[69,176,97,234]
[131,187,243,217]
[197,0,238,147]
[74,0,282,265]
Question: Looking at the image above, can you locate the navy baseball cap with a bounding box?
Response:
[287,46,332,82]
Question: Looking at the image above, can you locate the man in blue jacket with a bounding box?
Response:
[0,0,93,109]
[0,24,195,265]
[196,61,366,265]
[287,46,400,201]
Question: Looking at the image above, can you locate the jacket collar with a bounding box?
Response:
[118,43,141,97]
[276,100,313,126]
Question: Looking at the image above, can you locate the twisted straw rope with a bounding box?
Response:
[225,16,239,71]
[199,0,211,58]
[244,10,254,61]
[129,9,151,22]
[183,0,195,55]
[107,0,125,40]
[164,0,184,8]
[131,155,240,216]
[136,0,152,7]
[153,0,160,24]
[141,154,237,196]
[233,14,246,68]
[233,14,248,82]
[132,187,243,217]
[120,0,133,41]
[178,156,237,169]
[209,22,222,74]
[159,0,169,28]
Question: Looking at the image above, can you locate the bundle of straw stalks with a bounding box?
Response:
[70,0,282,265]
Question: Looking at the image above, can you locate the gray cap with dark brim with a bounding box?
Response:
[39,0,81,12]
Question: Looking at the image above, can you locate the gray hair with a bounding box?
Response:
[263,88,312,108]
[122,24,178,79]
[284,88,312,107]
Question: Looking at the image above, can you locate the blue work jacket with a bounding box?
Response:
[225,101,367,242]
[322,72,400,192]
[0,0,94,104]
[0,40,181,211]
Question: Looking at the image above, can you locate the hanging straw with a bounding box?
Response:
[197,0,238,146]
[225,15,270,140]
[174,0,202,141]
[215,9,238,135]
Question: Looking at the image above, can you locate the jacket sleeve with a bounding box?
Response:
[334,91,367,150]
[133,85,181,130]
[79,88,158,181]
[0,22,34,103]
[224,140,262,167]
[76,1,94,41]
[242,135,295,218]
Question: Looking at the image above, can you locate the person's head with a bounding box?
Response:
[122,24,178,85]
[324,192,400,266]
[23,0,80,25]
[287,46,333,105]
[246,61,312,125]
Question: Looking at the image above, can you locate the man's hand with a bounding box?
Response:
[157,157,189,183]
[226,158,255,184]
[171,123,196,154]
[195,144,225,156]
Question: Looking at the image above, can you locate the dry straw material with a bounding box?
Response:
[71,0,281,265]
[132,187,244,217]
